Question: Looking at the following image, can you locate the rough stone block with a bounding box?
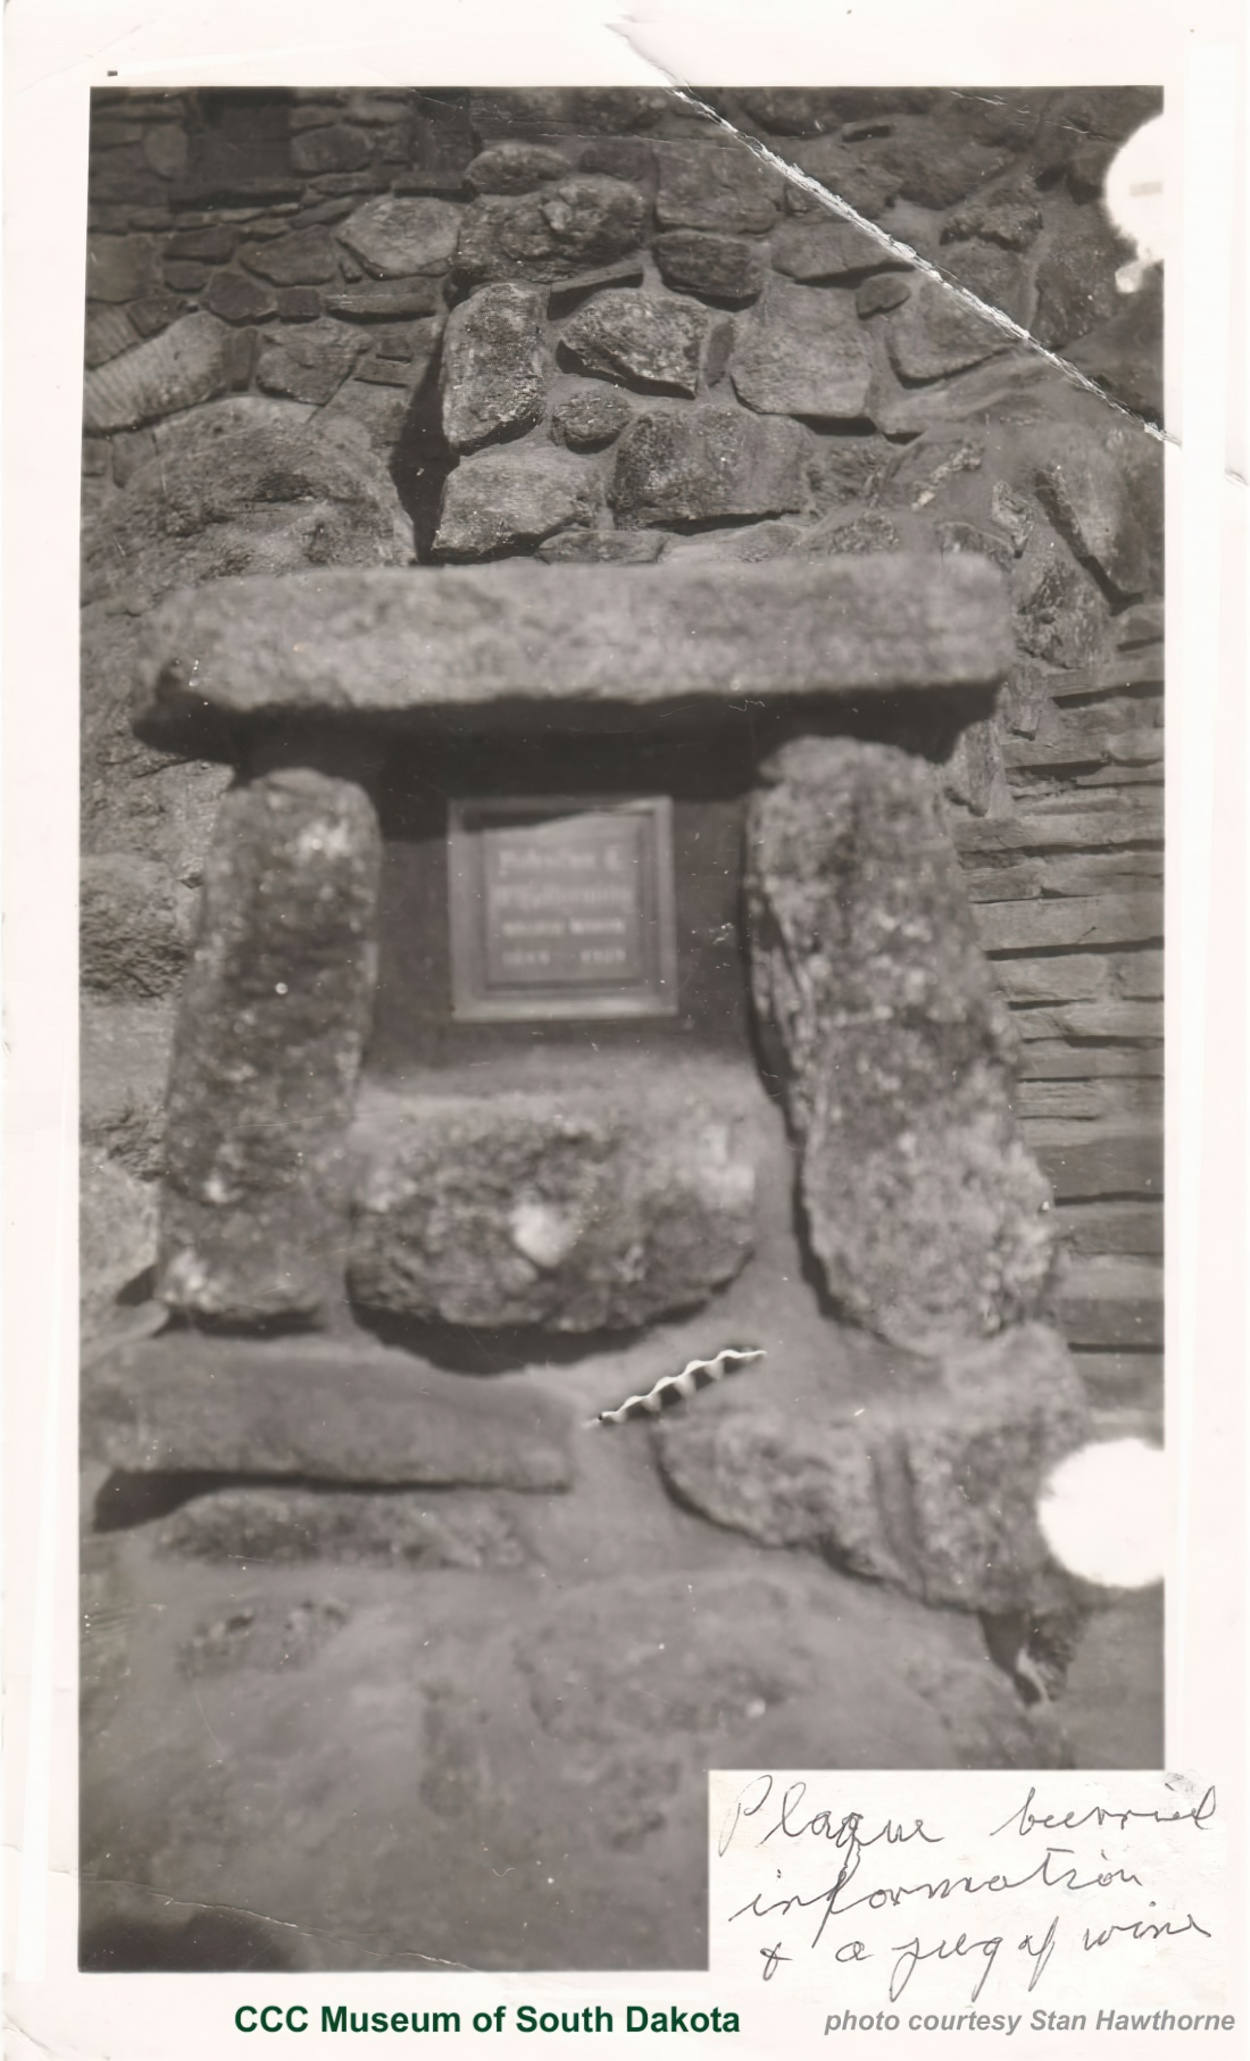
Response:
[168,224,237,264]
[1011,528,1108,668]
[857,273,913,318]
[771,219,901,281]
[81,398,408,610]
[202,271,277,324]
[746,738,1055,1352]
[163,259,210,292]
[655,140,784,234]
[240,228,340,285]
[434,445,601,559]
[82,314,235,433]
[135,556,1014,733]
[937,241,1030,326]
[558,288,710,396]
[786,136,901,218]
[730,279,873,420]
[336,195,461,277]
[454,178,646,285]
[466,142,571,193]
[1033,423,1161,600]
[610,403,807,526]
[885,275,1010,382]
[157,769,381,1325]
[84,1335,574,1489]
[943,192,1043,250]
[255,317,367,404]
[347,1078,757,1333]
[440,283,547,450]
[549,386,632,451]
[652,231,766,304]
[656,1323,1089,1616]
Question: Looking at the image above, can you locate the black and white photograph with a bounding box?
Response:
[67,77,1178,1979]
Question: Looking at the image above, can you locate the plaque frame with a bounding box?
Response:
[447,794,679,1022]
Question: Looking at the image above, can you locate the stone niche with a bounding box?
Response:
[127,551,1059,1358]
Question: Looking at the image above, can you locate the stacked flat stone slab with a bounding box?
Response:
[135,556,1012,739]
[158,767,380,1324]
[86,1335,574,1488]
[746,736,1056,1352]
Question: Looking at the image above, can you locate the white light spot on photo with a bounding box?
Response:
[1038,1437,1166,1589]
[1103,115,1165,291]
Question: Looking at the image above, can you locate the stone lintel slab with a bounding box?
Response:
[134,557,1011,747]
[84,1335,575,1490]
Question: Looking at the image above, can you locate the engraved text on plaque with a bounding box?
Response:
[448,796,678,1021]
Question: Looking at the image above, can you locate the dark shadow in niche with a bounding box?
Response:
[91,1466,532,1532]
[344,1303,688,1377]
[92,1468,229,1531]
[115,1263,157,1305]
[791,413,880,435]
[390,333,457,562]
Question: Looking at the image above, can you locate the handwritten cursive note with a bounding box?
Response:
[710,1772,1229,2030]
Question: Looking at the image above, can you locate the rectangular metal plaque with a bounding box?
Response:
[448,796,678,1021]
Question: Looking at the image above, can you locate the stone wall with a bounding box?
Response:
[81,87,1163,1410]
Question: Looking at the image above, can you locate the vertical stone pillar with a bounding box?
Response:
[746,736,1055,1354]
[157,765,381,1326]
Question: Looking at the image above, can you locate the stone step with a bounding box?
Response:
[1055,1257,1164,1350]
[1014,999,1163,1042]
[951,799,1163,855]
[83,1333,576,1489]
[1002,699,1162,771]
[1016,1081,1162,1125]
[961,848,1163,904]
[1072,1349,1163,1408]
[1017,1040,1163,1079]
[1043,645,1164,698]
[974,892,1162,953]
[1054,1200,1164,1258]
[1028,1118,1162,1201]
